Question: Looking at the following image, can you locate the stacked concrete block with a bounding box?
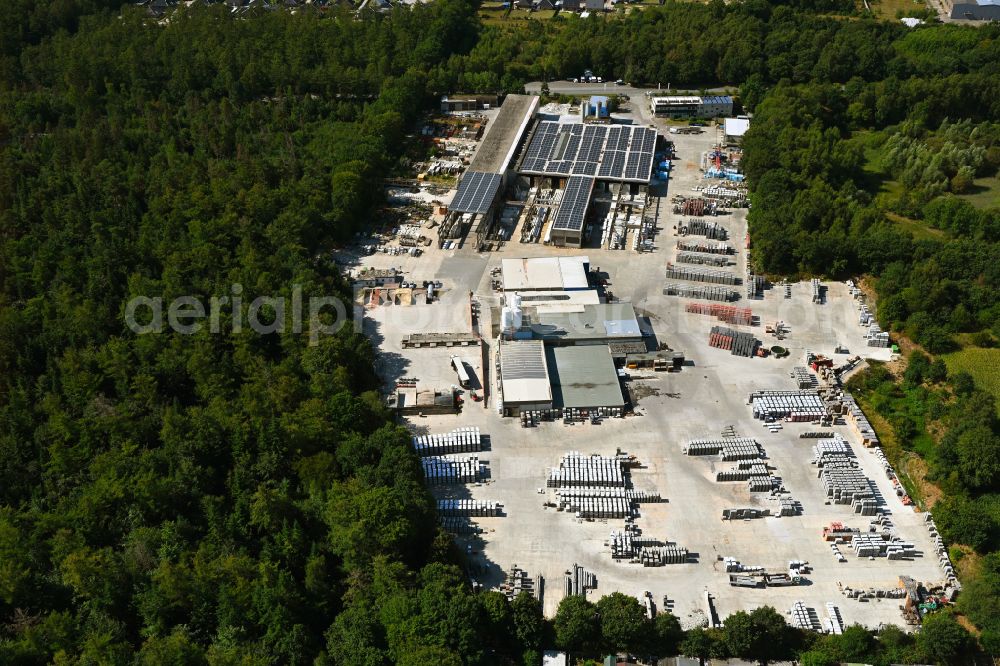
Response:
[412,427,482,456]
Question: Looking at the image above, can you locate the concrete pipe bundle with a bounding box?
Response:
[412,427,482,456]
[665,263,741,285]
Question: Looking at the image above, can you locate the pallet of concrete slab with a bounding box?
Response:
[677,238,733,255]
[686,302,753,326]
[811,437,852,464]
[663,283,739,302]
[776,497,799,516]
[749,390,827,421]
[747,475,775,492]
[639,544,689,566]
[402,332,479,348]
[565,563,597,597]
[709,326,760,357]
[722,507,770,520]
[437,499,503,517]
[665,263,741,285]
[547,452,626,488]
[421,455,484,485]
[818,466,877,514]
[439,516,482,535]
[676,251,731,267]
[412,427,482,456]
[682,218,728,240]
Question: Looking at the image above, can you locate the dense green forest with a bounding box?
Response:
[1,0,998,663]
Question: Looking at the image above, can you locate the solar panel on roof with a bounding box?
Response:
[451,171,502,215]
[551,176,594,232]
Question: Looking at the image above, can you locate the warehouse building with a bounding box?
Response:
[545,345,625,412]
[527,302,642,346]
[649,95,733,119]
[498,340,554,414]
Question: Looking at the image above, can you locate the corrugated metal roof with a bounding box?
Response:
[546,345,624,409]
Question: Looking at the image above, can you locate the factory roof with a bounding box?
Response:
[499,340,552,405]
[702,95,733,105]
[546,345,625,409]
[501,256,590,291]
[467,94,540,174]
[650,95,701,104]
[529,302,641,342]
[724,116,751,138]
[512,289,601,313]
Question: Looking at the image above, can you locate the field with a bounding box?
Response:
[957,175,1000,210]
[942,347,1000,412]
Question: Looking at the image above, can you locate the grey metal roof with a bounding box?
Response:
[545,345,624,409]
[528,302,642,342]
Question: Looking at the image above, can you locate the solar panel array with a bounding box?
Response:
[520,121,657,183]
[450,171,503,214]
[551,176,594,232]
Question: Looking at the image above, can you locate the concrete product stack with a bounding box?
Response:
[547,452,625,488]
[811,279,822,304]
[556,488,631,518]
[866,322,890,347]
[790,602,821,631]
[665,264,741,285]
[437,499,503,516]
[746,274,765,299]
[678,197,705,216]
[685,437,760,457]
[677,251,731,267]
[722,508,767,520]
[747,475,774,492]
[818,466,877,514]
[686,302,753,325]
[811,437,853,463]
[663,283,738,301]
[645,545,688,566]
[421,455,483,484]
[709,326,760,357]
[778,497,799,516]
[501,565,541,602]
[566,563,597,597]
[825,603,845,635]
[412,427,482,456]
[684,218,727,240]
[439,516,480,534]
[716,468,751,482]
[677,239,732,254]
[792,366,816,389]
[851,534,917,558]
[840,393,880,446]
[749,390,827,421]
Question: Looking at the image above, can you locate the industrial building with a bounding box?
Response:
[501,256,591,291]
[447,94,540,244]
[545,345,625,412]
[723,116,751,145]
[440,94,500,112]
[649,95,733,119]
[498,340,554,414]
[948,0,1000,18]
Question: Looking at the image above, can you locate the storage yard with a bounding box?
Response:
[338,93,947,633]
